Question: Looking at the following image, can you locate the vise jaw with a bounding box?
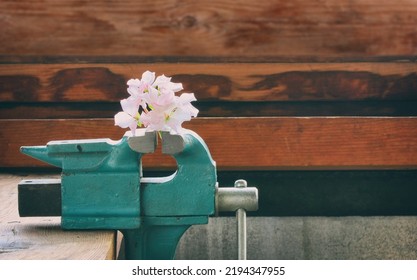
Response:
[19,129,217,259]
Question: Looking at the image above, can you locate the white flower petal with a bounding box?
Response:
[177,92,197,104]
[127,78,141,87]
[129,122,138,136]
[164,81,183,92]
[157,90,175,107]
[141,71,155,85]
[166,118,183,134]
[114,111,136,128]
[186,104,199,117]
[153,74,183,92]
[120,98,139,116]
[153,74,171,87]
[140,111,167,132]
[173,82,184,92]
[127,85,142,97]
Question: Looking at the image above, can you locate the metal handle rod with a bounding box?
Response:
[236,208,247,260]
[235,180,247,260]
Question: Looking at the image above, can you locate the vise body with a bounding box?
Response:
[18,129,258,259]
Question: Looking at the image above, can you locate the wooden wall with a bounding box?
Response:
[1,0,417,216]
[1,0,417,57]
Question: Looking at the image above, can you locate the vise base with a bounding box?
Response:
[19,129,217,259]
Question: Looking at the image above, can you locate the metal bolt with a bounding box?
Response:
[235,179,247,189]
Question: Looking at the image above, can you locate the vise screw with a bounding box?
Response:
[18,129,258,259]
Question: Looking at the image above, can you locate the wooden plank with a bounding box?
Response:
[0,174,117,259]
[2,100,417,119]
[0,62,416,102]
[1,117,416,170]
[1,0,416,57]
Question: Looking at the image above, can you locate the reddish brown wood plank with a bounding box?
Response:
[1,117,416,170]
[1,62,416,102]
[1,0,416,57]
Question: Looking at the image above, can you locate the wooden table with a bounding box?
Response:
[0,174,119,260]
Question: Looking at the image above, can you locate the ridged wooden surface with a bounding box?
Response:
[1,61,416,102]
[2,0,416,261]
[1,0,416,57]
[2,117,416,170]
[1,60,416,120]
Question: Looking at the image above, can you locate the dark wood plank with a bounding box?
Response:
[2,100,417,119]
[215,170,417,216]
[1,62,416,102]
[1,0,416,57]
[1,117,416,170]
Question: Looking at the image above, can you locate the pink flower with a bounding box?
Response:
[145,85,175,109]
[153,74,183,92]
[114,97,140,135]
[127,71,155,94]
[166,93,199,133]
[126,71,156,110]
[114,71,198,135]
[139,109,169,132]
[140,93,198,134]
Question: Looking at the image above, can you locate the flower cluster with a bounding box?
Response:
[114,71,198,136]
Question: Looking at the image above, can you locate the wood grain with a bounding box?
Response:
[0,174,117,260]
[1,62,416,102]
[1,0,416,57]
[0,101,417,119]
[1,117,416,170]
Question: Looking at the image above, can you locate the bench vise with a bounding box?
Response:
[18,129,258,259]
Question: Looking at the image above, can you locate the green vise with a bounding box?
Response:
[19,129,217,259]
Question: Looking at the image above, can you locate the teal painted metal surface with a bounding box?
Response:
[141,130,216,217]
[20,129,217,259]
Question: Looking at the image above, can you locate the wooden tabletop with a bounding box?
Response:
[0,174,118,260]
